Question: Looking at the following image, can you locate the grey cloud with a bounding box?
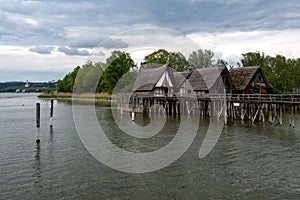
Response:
[58,46,90,56]
[99,38,129,49]
[1,0,300,48]
[29,46,54,54]
[68,37,106,48]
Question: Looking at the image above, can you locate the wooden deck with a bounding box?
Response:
[117,93,300,127]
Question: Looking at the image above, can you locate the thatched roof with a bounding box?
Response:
[173,71,191,89]
[188,66,229,91]
[230,66,265,90]
[133,63,174,92]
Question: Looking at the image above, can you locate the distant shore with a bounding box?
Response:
[38,92,113,103]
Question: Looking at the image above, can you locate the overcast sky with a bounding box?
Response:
[1,0,300,82]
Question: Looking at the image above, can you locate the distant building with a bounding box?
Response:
[133,63,175,97]
[230,66,275,94]
[25,80,30,88]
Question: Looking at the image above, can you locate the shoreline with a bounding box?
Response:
[38,92,115,105]
[38,92,112,99]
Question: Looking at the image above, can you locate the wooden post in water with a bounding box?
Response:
[36,103,40,142]
[49,100,53,127]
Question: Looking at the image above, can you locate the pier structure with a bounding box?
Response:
[120,63,300,126]
[117,93,300,126]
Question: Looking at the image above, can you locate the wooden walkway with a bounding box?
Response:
[117,93,300,127]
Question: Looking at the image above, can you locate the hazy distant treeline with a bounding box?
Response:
[0,82,56,93]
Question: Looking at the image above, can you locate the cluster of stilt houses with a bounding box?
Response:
[118,64,299,126]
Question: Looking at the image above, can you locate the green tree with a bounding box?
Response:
[215,58,228,68]
[188,49,214,68]
[241,52,265,67]
[143,49,190,72]
[98,51,135,93]
[74,61,104,93]
[57,66,80,92]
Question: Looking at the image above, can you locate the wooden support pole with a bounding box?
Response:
[49,99,53,128]
[186,100,190,116]
[279,104,283,125]
[36,103,40,142]
[252,104,260,124]
[178,101,181,116]
[291,105,295,128]
[224,102,228,125]
[168,100,172,116]
[261,104,265,123]
[240,104,244,120]
[261,108,265,123]
[274,104,277,123]
[173,100,177,116]
[268,104,273,124]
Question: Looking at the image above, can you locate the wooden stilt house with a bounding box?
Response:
[133,63,175,97]
[175,66,234,95]
[230,66,275,94]
[173,71,193,96]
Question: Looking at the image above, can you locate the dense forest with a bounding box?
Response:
[57,49,300,94]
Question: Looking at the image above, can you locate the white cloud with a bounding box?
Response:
[0,45,87,73]
[24,18,39,27]
[187,29,300,65]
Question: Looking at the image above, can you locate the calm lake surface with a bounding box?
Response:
[0,93,299,199]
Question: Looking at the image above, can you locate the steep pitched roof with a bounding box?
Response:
[173,71,191,89]
[229,66,260,90]
[188,66,228,91]
[133,63,174,92]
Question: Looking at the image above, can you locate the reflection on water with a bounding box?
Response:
[0,93,299,199]
[34,142,41,175]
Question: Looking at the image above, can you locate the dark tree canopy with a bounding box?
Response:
[143,49,190,72]
[98,51,135,93]
[241,52,265,67]
[57,66,80,92]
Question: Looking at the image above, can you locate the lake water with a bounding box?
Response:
[0,93,299,199]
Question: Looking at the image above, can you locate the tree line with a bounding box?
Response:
[57,49,300,93]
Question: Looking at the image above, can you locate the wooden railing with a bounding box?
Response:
[130,93,300,105]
